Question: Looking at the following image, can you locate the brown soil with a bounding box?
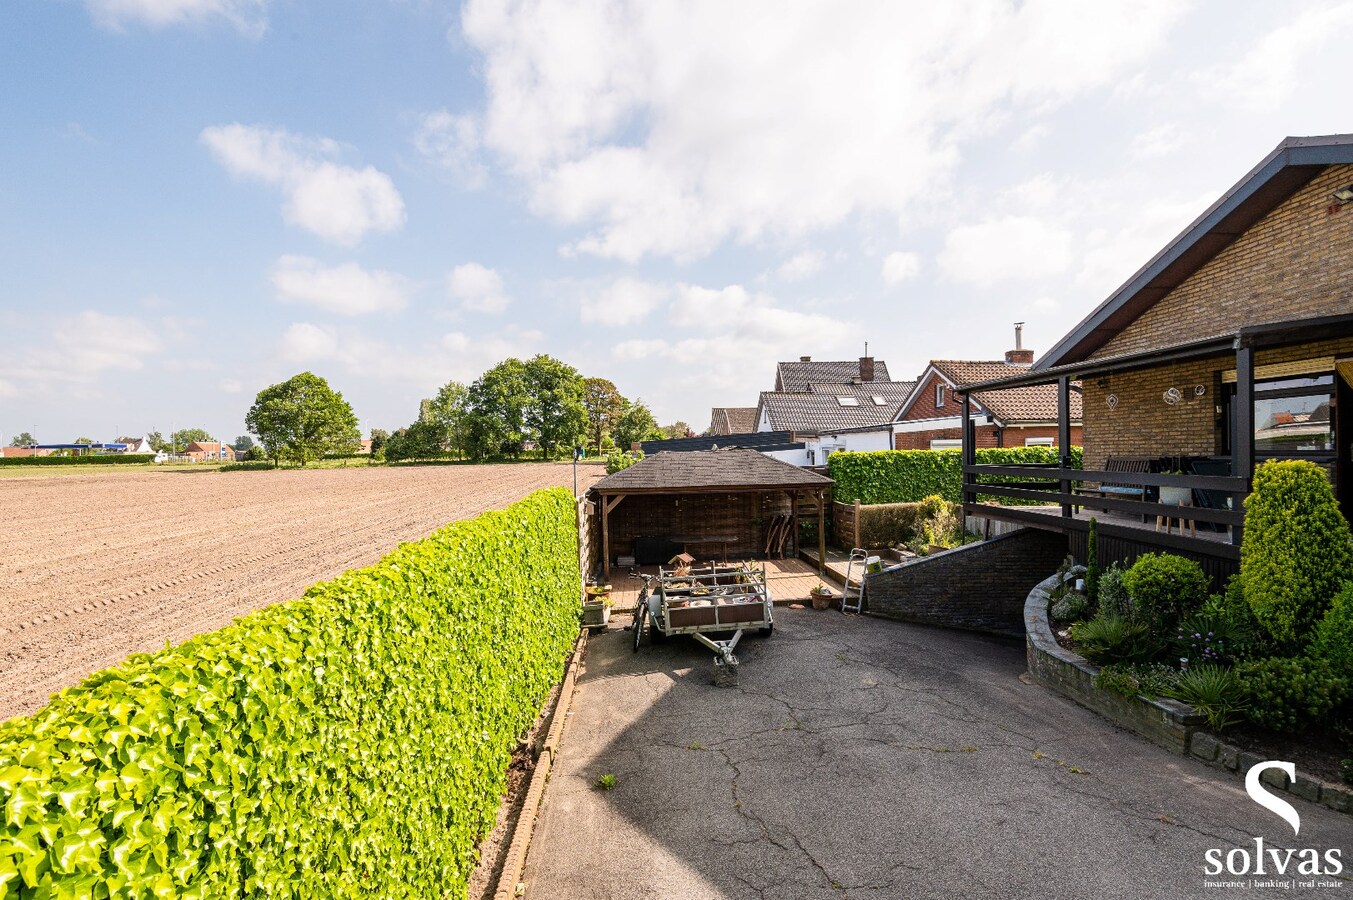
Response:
[0,463,601,720]
[467,677,567,900]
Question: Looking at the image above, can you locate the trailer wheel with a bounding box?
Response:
[649,621,666,644]
[757,624,774,638]
[632,604,647,653]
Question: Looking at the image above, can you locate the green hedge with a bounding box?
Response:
[856,502,923,549]
[0,488,580,899]
[828,446,1082,504]
[0,454,156,467]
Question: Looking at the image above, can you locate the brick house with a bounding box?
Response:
[891,327,1083,451]
[958,134,1353,582]
[184,441,236,462]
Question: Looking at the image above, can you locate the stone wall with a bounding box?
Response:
[864,528,1067,637]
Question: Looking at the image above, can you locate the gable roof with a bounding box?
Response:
[894,361,1080,425]
[776,359,892,392]
[590,448,833,494]
[710,406,758,434]
[758,380,916,434]
[1036,134,1353,370]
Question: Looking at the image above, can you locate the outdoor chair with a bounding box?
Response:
[1077,456,1154,522]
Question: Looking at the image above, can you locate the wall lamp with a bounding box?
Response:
[1333,185,1353,204]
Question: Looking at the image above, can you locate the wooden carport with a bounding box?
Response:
[588,448,834,578]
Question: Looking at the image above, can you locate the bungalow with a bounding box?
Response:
[957,134,1353,582]
[891,325,1083,451]
[184,441,236,462]
[115,436,154,455]
[774,355,892,391]
[756,379,916,465]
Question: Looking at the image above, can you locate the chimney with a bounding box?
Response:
[1005,322,1034,366]
[859,356,875,382]
[800,355,812,362]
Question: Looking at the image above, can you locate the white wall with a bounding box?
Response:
[763,446,811,466]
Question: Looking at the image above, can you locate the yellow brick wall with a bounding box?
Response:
[1091,164,1353,361]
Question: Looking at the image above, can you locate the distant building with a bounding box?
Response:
[708,407,757,436]
[184,441,236,462]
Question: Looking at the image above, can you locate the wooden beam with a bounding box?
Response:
[1232,345,1254,547]
[604,494,625,514]
[790,490,799,558]
[601,494,612,579]
[817,490,826,576]
[1058,374,1072,519]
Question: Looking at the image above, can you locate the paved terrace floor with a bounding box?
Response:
[523,611,1353,900]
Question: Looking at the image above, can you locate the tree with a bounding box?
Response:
[424,381,471,459]
[369,428,389,458]
[661,421,693,440]
[466,358,531,459]
[245,372,361,467]
[383,421,443,462]
[9,432,35,447]
[74,437,94,444]
[170,428,213,451]
[147,431,169,453]
[613,399,660,450]
[582,378,625,452]
[522,354,587,458]
[232,435,255,452]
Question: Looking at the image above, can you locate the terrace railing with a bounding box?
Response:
[961,463,1248,545]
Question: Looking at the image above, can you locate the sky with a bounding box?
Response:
[3,0,1353,444]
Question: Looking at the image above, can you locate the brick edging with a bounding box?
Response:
[1024,575,1353,816]
[491,628,589,900]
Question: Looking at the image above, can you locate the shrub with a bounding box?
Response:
[1311,581,1353,678]
[1051,591,1090,624]
[1097,562,1131,619]
[1094,662,1180,699]
[1071,613,1158,664]
[0,488,580,899]
[1240,459,1353,649]
[1121,552,1208,634]
[916,494,962,548]
[0,454,156,467]
[827,446,1083,504]
[1164,665,1248,732]
[605,448,643,474]
[1172,602,1255,667]
[855,501,923,549]
[1236,657,1349,734]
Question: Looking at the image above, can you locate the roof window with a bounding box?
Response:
[836,396,859,406]
[871,395,888,405]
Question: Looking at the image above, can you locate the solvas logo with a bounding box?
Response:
[1203,761,1343,886]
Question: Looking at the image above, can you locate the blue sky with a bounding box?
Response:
[3,0,1352,443]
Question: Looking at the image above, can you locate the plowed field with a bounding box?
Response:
[0,463,602,720]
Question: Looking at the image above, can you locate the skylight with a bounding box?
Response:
[836,396,859,406]
[871,396,887,405]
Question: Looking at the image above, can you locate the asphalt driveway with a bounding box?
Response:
[522,609,1353,899]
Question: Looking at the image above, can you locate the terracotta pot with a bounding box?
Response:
[810,591,833,611]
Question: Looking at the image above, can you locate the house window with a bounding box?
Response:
[935,383,945,407]
[1024,437,1055,447]
[836,396,859,406]
[871,395,888,406]
[929,439,962,450]
[1221,372,1336,461]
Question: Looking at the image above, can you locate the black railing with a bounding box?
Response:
[961,464,1247,545]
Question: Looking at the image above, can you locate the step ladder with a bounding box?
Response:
[841,548,879,614]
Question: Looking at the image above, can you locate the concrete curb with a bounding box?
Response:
[491,628,588,900]
[1024,575,1353,817]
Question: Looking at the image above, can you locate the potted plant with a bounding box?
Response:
[809,583,834,611]
[1158,470,1191,506]
[583,584,613,628]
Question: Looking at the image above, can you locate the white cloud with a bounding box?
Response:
[219,378,244,394]
[446,263,510,314]
[271,255,410,316]
[579,277,670,326]
[1011,123,1049,153]
[1200,4,1353,112]
[278,322,339,363]
[881,251,921,286]
[1129,123,1188,160]
[774,251,825,282]
[86,0,269,35]
[938,216,1073,287]
[201,124,405,246]
[414,111,488,188]
[0,379,17,398]
[455,0,1184,261]
[613,283,853,397]
[0,311,163,388]
[1076,191,1216,295]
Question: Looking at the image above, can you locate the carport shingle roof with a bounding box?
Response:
[590,448,833,494]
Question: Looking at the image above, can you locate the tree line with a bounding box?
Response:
[382,354,686,463]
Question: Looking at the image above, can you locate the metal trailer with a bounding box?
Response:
[631,561,773,686]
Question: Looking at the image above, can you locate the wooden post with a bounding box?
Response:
[601,493,611,579]
[1232,344,1255,547]
[817,490,826,576]
[853,498,861,551]
[790,490,799,558]
[1058,375,1072,518]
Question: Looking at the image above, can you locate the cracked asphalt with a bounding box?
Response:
[521,609,1353,899]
